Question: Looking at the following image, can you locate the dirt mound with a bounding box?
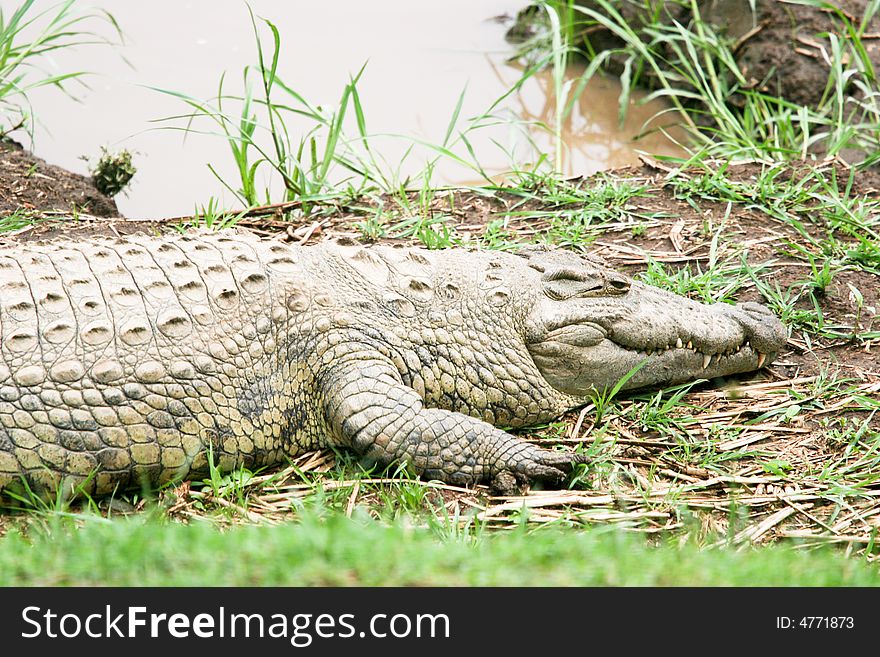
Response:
[733,0,880,108]
[507,0,880,110]
[0,139,119,218]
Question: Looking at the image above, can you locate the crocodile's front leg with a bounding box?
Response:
[321,354,584,493]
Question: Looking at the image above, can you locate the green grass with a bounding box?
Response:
[151,7,390,212]
[0,0,119,138]
[173,197,247,232]
[85,146,136,196]
[509,0,880,165]
[2,512,878,586]
[151,8,533,214]
[0,206,39,232]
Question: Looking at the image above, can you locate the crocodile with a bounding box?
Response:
[0,230,787,497]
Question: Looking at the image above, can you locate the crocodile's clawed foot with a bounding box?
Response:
[490,448,588,496]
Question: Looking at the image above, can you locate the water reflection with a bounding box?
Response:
[495,60,688,176]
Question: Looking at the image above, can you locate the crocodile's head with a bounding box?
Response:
[521,248,788,396]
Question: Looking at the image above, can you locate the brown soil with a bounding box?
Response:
[0,138,119,219]
[734,0,880,109]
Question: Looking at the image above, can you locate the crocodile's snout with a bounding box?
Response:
[734,301,788,359]
[526,277,789,396]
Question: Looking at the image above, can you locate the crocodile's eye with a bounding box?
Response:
[541,266,602,300]
[541,267,630,300]
[606,274,630,295]
[543,278,602,300]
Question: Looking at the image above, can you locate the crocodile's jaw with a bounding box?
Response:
[532,337,779,394]
[526,282,788,395]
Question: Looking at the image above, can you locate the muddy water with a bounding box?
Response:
[18,1,685,218]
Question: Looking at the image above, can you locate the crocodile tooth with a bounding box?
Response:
[676,338,683,349]
[702,353,711,369]
[757,352,767,368]
[687,341,693,350]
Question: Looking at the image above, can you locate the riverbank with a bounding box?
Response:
[1,145,877,558]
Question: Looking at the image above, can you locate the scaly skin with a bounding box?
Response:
[0,231,787,497]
